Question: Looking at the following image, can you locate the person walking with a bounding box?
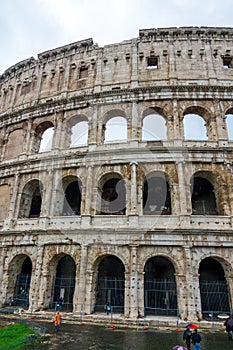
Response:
[191,328,202,350]
[53,310,61,331]
[183,328,191,350]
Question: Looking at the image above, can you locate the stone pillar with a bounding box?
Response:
[128,245,139,318]
[8,171,20,220]
[24,118,32,154]
[225,274,233,312]
[83,269,94,314]
[131,100,139,142]
[0,248,7,307]
[176,161,190,215]
[83,166,93,215]
[213,99,228,142]
[129,162,138,215]
[52,114,63,149]
[225,164,233,216]
[173,100,183,144]
[175,273,188,320]
[29,245,44,311]
[75,245,88,313]
[179,247,198,321]
[89,106,98,145]
[40,170,53,217]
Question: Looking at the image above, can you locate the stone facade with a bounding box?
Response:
[0,26,233,321]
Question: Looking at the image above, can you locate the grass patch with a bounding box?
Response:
[0,323,39,349]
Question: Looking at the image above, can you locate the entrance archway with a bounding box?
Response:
[144,256,177,316]
[10,255,32,307]
[95,255,125,314]
[53,255,76,312]
[199,257,231,319]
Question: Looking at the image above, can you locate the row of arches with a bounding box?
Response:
[7,253,232,318]
[17,170,219,219]
[3,107,233,160]
[36,112,233,153]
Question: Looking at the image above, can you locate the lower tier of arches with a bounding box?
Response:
[0,241,233,321]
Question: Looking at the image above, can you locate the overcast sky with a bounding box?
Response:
[0,0,233,74]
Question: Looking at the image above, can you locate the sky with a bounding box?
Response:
[0,0,233,74]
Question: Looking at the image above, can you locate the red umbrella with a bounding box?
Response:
[173,346,188,350]
[185,323,199,329]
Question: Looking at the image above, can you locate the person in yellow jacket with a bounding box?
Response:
[53,311,61,331]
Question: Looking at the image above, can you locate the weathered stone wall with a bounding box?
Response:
[0,27,233,321]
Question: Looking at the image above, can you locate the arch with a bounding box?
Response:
[190,173,217,215]
[94,255,125,314]
[104,116,127,143]
[18,180,43,218]
[67,115,89,148]
[183,114,207,140]
[70,121,88,147]
[143,172,171,215]
[97,173,126,215]
[4,129,24,160]
[33,121,54,153]
[54,176,82,216]
[51,255,76,312]
[144,256,178,316]
[199,257,231,318]
[225,113,233,141]
[142,114,167,141]
[8,255,32,307]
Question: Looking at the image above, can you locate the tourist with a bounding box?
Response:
[224,315,233,340]
[191,329,202,350]
[53,310,61,331]
[183,328,191,350]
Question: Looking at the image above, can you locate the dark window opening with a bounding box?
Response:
[144,256,177,316]
[143,176,171,215]
[147,56,158,68]
[29,192,42,218]
[222,56,233,68]
[62,181,82,216]
[191,177,217,215]
[199,258,231,318]
[12,257,32,308]
[95,256,125,314]
[100,178,126,215]
[79,66,88,79]
[53,256,76,312]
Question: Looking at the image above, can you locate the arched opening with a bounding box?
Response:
[143,173,171,215]
[95,255,125,314]
[62,177,82,216]
[53,255,76,312]
[199,258,231,319]
[226,114,233,141]
[32,121,54,153]
[142,114,167,141]
[70,121,88,147]
[10,255,32,307]
[104,116,127,143]
[191,176,217,215]
[18,180,43,218]
[39,126,54,152]
[99,176,126,215]
[183,114,208,140]
[144,256,177,316]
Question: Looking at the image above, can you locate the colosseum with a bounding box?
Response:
[0,26,233,323]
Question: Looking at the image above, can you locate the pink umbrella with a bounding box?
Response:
[173,346,189,350]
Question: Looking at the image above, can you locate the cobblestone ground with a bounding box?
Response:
[33,321,233,350]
